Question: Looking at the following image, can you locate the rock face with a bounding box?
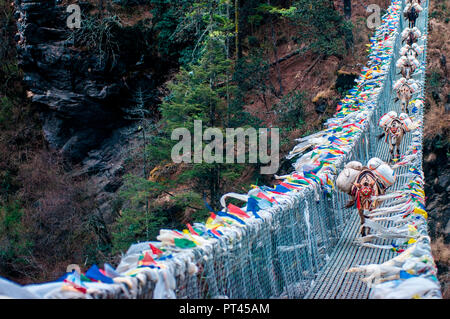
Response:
[424,134,450,298]
[14,0,167,223]
[423,134,449,243]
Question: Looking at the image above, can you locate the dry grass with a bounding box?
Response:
[426,1,450,114]
[424,0,450,299]
[312,88,336,103]
[60,0,153,27]
[431,237,450,299]
[423,104,450,139]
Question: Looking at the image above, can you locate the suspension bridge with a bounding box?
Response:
[0,0,442,299]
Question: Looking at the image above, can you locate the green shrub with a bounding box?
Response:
[0,96,13,125]
[111,175,209,253]
[111,207,169,253]
[284,0,354,57]
[274,90,306,129]
[68,14,122,69]
[0,202,33,273]
[428,70,442,92]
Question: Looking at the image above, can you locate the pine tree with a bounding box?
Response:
[284,0,353,57]
[112,0,264,250]
[344,0,352,20]
[159,35,237,209]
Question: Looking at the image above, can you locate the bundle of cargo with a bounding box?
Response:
[379,111,416,132]
[336,158,396,195]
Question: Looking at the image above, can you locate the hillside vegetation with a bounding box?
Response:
[424,0,450,299]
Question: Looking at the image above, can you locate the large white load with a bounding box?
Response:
[409,56,420,68]
[393,78,420,92]
[404,3,423,14]
[367,157,396,188]
[379,111,416,132]
[393,77,407,90]
[399,44,410,57]
[398,112,414,131]
[337,158,396,194]
[396,56,408,69]
[401,27,421,42]
[336,161,363,194]
[379,111,398,128]
[411,43,423,55]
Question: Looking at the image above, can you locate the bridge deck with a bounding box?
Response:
[304,210,396,298]
[305,2,428,296]
[305,127,413,299]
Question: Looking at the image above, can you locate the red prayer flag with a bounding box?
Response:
[256,192,277,203]
[280,182,301,190]
[149,243,163,255]
[211,228,221,237]
[139,252,156,266]
[63,280,87,294]
[227,203,250,218]
[187,223,199,236]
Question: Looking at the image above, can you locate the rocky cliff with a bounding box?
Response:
[14,0,170,223]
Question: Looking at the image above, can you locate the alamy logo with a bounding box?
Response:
[171,121,280,175]
[367,4,381,29]
[66,4,81,29]
[66,264,81,274]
